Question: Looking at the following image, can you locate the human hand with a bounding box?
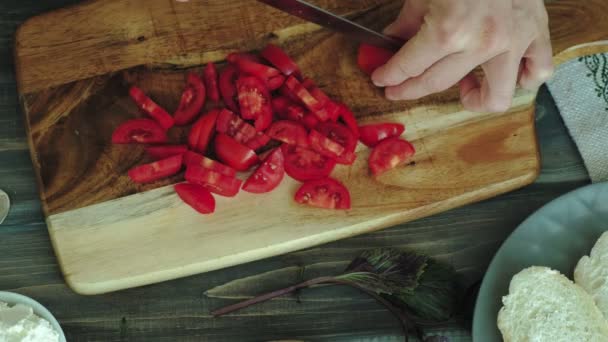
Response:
[371,0,554,112]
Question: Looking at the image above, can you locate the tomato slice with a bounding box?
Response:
[111,119,168,144]
[234,57,281,82]
[129,86,174,130]
[175,183,216,214]
[369,137,416,176]
[183,151,236,177]
[215,133,259,171]
[146,145,188,160]
[243,148,285,194]
[302,83,340,122]
[295,177,351,210]
[128,154,183,184]
[204,62,220,103]
[267,120,309,147]
[185,165,242,197]
[219,65,239,112]
[357,43,395,75]
[316,122,358,165]
[359,123,405,147]
[308,130,345,159]
[216,109,270,150]
[302,112,320,129]
[267,75,286,91]
[272,97,292,119]
[286,104,306,123]
[260,44,301,77]
[279,84,301,104]
[188,109,219,153]
[337,103,360,138]
[174,73,206,126]
[236,76,273,127]
[284,76,324,114]
[282,144,336,182]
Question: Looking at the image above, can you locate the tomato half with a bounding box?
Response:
[146,145,188,160]
[236,76,273,130]
[295,177,351,210]
[359,123,405,147]
[174,183,216,214]
[316,122,358,165]
[188,109,219,153]
[308,130,345,159]
[243,148,285,194]
[183,151,236,177]
[282,144,336,182]
[369,137,416,176]
[219,65,239,112]
[111,119,168,144]
[174,73,206,126]
[185,165,242,197]
[215,133,259,171]
[204,62,221,103]
[129,86,174,130]
[128,154,183,184]
[267,120,309,147]
[216,109,270,150]
[357,44,395,75]
[337,103,360,138]
[284,76,324,114]
[260,44,301,77]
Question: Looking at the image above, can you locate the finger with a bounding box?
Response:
[519,34,554,90]
[383,0,428,40]
[461,52,522,113]
[385,53,480,100]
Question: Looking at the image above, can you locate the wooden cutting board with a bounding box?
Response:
[14,0,608,295]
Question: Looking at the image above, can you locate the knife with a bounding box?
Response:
[256,0,404,51]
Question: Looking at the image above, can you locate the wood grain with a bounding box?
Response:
[12,0,608,294]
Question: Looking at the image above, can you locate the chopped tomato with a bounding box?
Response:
[324,101,341,122]
[183,151,236,177]
[236,76,273,130]
[286,104,306,123]
[302,112,320,129]
[111,119,167,144]
[267,121,308,147]
[282,144,336,182]
[357,43,395,75]
[308,130,345,159]
[204,62,221,103]
[216,109,270,150]
[303,83,340,121]
[359,123,405,147]
[234,57,280,81]
[267,75,286,90]
[215,133,259,171]
[129,86,174,130]
[272,97,292,119]
[337,103,360,138]
[227,52,262,64]
[279,84,301,104]
[301,78,316,90]
[316,122,358,165]
[185,165,242,197]
[284,76,325,114]
[146,145,188,160]
[295,177,351,210]
[188,109,219,153]
[219,65,239,112]
[175,183,215,214]
[260,44,301,77]
[128,154,183,184]
[243,148,285,194]
[174,73,206,126]
[369,137,416,176]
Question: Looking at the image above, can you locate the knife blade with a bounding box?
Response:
[256,0,403,50]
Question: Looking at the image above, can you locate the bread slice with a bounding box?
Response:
[575,231,608,319]
[498,266,608,342]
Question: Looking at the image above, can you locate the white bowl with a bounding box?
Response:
[0,291,66,342]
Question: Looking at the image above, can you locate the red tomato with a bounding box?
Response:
[301,78,316,90]
[204,62,220,103]
[357,44,395,75]
[243,148,285,194]
[324,101,341,122]
[282,144,336,182]
[369,137,416,176]
[174,183,216,214]
[216,109,270,150]
[111,119,167,144]
[316,122,358,165]
[129,86,174,130]
[279,84,301,104]
[128,154,183,184]
[337,103,360,138]
[286,104,306,123]
[284,76,325,114]
[267,121,309,147]
[302,83,340,121]
[188,109,219,153]
[219,65,239,112]
[183,151,236,177]
[272,97,292,119]
[295,177,351,210]
[359,123,405,147]
[308,130,345,159]
[260,44,301,77]
[227,52,262,64]
[234,57,280,81]
[146,145,188,160]
[267,75,286,90]
[302,112,320,129]
[215,133,259,171]
[185,165,242,197]
[174,73,206,126]
[236,76,273,126]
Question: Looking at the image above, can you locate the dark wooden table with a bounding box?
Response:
[0,1,589,341]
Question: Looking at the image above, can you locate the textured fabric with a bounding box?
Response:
[547,53,608,183]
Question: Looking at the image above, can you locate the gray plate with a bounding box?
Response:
[472,182,608,341]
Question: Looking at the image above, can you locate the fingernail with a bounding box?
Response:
[371,73,385,87]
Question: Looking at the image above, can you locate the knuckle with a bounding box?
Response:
[421,75,445,93]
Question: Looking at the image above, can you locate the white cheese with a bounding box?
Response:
[0,301,59,342]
